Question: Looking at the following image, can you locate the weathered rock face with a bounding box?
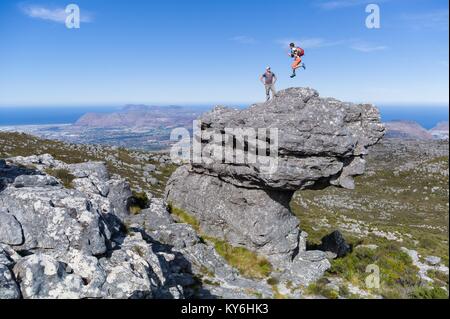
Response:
[0,156,192,299]
[193,87,385,191]
[166,166,300,262]
[166,87,384,274]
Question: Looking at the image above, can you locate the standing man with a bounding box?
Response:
[260,67,277,101]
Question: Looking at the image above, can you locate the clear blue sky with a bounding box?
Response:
[0,0,448,106]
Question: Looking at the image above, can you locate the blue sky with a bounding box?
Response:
[0,0,448,106]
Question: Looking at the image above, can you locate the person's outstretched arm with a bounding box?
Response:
[259,75,265,84]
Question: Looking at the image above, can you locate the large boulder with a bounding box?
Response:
[193,87,385,191]
[166,166,299,263]
[0,187,111,257]
[166,87,384,276]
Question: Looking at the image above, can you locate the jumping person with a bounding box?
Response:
[259,67,277,101]
[289,42,306,78]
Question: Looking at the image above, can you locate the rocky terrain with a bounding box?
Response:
[1,88,448,299]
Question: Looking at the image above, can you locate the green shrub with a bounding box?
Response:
[45,168,76,189]
[328,243,421,298]
[205,236,273,279]
[410,286,448,299]
[167,204,273,280]
[128,191,150,215]
[167,203,201,232]
[306,280,340,299]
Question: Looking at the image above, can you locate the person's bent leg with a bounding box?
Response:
[292,57,302,70]
[265,85,271,101]
[270,85,276,98]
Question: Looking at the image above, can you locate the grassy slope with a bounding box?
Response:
[291,141,449,298]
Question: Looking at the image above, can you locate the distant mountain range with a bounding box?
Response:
[385,120,449,140]
[75,104,205,129]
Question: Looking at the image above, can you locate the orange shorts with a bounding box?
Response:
[292,57,302,69]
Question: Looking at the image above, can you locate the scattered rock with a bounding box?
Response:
[425,256,441,266]
[319,231,351,258]
[0,210,24,246]
[0,263,21,299]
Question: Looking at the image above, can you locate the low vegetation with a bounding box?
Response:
[168,203,273,280]
[45,168,76,189]
[0,132,175,196]
[294,141,449,299]
[128,191,150,215]
[205,236,273,279]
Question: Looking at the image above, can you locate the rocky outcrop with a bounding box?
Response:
[166,88,384,282]
[1,154,294,299]
[0,155,195,299]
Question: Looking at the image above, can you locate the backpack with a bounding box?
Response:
[296,47,305,57]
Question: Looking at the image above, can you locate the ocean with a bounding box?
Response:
[0,105,448,129]
[378,105,449,129]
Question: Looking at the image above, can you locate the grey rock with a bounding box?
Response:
[67,162,109,181]
[0,158,201,299]
[319,230,351,258]
[194,87,385,191]
[147,177,159,186]
[99,232,184,299]
[0,245,21,265]
[107,179,132,219]
[13,254,86,299]
[126,198,174,231]
[166,166,299,264]
[166,87,383,288]
[13,175,59,188]
[0,264,21,299]
[8,154,60,168]
[425,256,441,266]
[144,164,156,173]
[0,186,109,257]
[149,223,200,249]
[0,210,24,246]
[0,177,7,192]
[280,251,331,287]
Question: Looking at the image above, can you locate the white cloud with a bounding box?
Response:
[20,4,93,23]
[351,42,388,52]
[230,35,257,44]
[277,38,348,49]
